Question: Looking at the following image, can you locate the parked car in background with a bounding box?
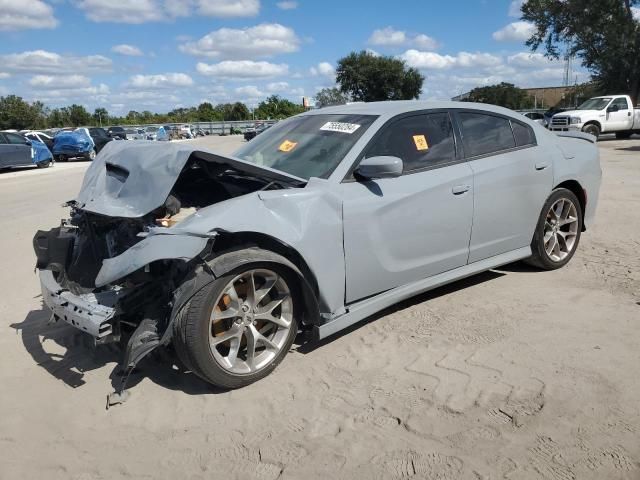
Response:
[125,128,146,140]
[33,101,601,395]
[145,126,159,141]
[53,128,97,161]
[1,131,53,169]
[24,131,54,152]
[549,94,640,139]
[179,124,193,139]
[243,122,271,141]
[521,111,547,128]
[87,127,113,152]
[156,126,170,141]
[107,126,127,140]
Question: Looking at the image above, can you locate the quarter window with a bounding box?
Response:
[458,112,515,157]
[365,113,456,173]
[511,121,536,147]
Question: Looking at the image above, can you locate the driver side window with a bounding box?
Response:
[364,113,456,174]
[5,133,28,145]
[611,97,629,110]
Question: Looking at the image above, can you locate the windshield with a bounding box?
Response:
[146,127,158,132]
[577,97,611,110]
[234,114,378,180]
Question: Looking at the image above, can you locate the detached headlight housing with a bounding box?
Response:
[570,117,582,124]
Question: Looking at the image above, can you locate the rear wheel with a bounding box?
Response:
[56,154,66,162]
[582,123,600,138]
[526,188,583,270]
[173,250,299,389]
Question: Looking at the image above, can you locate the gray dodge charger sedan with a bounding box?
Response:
[33,101,601,397]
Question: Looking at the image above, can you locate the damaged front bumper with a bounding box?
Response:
[39,269,120,340]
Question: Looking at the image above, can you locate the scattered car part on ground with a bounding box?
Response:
[33,101,601,401]
[1,131,54,169]
[549,94,640,139]
[107,126,127,140]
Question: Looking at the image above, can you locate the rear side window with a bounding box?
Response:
[5,133,27,145]
[511,121,536,147]
[365,112,456,173]
[458,112,515,157]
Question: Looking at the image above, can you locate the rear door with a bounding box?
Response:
[341,111,474,302]
[455,111,553,262]
[3,132,33,167]
[0,133,18,168]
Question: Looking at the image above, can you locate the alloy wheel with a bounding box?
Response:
[209,269,293,374]
[543,198,579,262]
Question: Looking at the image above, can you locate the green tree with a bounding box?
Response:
[254,95,305,119]
[314,87,350,108]
[0,95,39,130]
[197,102,216,121]
[521,0,640,105]
[335,51,424,102]
[93,107,108,126]
[65,104,91,126]
[463,82,534,109]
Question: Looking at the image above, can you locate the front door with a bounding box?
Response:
[607,97,634,131]
[2,133,32,167]
[341,112,474,303]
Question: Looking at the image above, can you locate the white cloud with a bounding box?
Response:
[235,85,264,98]
[309,61,334,77]
[632,7,640,21]
[180,23,300,59]
[0,50,112,75]
[74,0,259,24]
[29,75,92,89]
[0,73,10,79]
[0,0,58,31]
[276,1,297,10]
[196,60,289,78]
[492,21,535,42]
[266,81,289,92]
[507,52,555,68]
[456,52,502,68]
[508,0,525,17]
[399,50,456,69]
[368,27,438,50]
[111,44,144,56]
[128,73,194,89]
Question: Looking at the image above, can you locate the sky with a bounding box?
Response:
[0,0,593,115]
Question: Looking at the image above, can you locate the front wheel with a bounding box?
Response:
[582,123,600,139]
[173,250,300,389]
[36,159,52,168]
[85,149,96,161]
[525,188,583,270]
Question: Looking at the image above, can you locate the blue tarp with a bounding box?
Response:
[30,139,53,164]
[156,126,169,141]
[53,129,94,155]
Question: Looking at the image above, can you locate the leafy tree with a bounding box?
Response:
[93,107,108,126]
[197,102,216,121]
[335,51,424,102]
[254,95,305,119]
[521,0,640,105]
[66,104,92,127]
[0,95,40,130]
[463,82,534,109]
[315,87,350,108]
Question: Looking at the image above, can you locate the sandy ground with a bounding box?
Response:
[0,134,639,480]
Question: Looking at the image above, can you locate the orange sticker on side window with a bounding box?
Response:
[413,135,429,151]
[278,140,298,152]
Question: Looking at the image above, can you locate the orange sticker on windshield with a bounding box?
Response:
[413,135,429,151]
[278,140,298,152]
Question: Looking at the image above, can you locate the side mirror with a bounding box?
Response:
[355,156,403,180]
[607,104,619,112]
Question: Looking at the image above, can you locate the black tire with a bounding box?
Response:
[36,159,52,168]
[615,131,632,139]
[582,123,600,138]
[56,154,67,162]
[84,149,96,161]
[172,249,300,389]
[525,188,583,270]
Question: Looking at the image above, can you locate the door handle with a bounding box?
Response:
[535,162,550,170]
[451,184,471,195]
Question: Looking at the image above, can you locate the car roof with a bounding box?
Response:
[306,100,524,119]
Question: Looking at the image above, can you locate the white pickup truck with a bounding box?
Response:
[549,94,640,139]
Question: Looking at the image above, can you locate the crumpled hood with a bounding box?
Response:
[74,140,305,218]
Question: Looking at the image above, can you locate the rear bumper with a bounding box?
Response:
[39,270,118,339]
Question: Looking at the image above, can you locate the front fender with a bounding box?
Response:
[95,233,210,287]
[158,178,345,315]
